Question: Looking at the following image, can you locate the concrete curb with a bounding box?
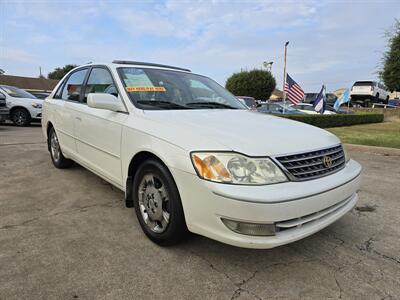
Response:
[344,143,400,156]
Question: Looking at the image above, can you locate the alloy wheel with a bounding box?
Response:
[138,174,170,233]
[50,132,61,163]
[13,111,26,126]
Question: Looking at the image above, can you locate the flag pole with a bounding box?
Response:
[283,41,289,113]
[347,94,350,114]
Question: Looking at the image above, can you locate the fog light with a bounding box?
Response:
[221,218,276,236]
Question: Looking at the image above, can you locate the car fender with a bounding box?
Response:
[121,125,192,189]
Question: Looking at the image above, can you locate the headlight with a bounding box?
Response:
[32,103,42,109]
[191,152,287,185]
[343,146,350,163]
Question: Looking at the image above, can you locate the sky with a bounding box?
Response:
[1,0,400,92]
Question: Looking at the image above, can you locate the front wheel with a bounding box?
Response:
[48,127,73,169]
[133,159,188,246]
[11,108,31,126]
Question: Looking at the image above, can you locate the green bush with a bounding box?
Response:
[225,69,276,100]
[279,113,384,128]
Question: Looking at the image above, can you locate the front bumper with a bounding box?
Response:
[171,159,361,249]
[32,109,42,119]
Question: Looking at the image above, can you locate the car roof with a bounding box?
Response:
[237,96,255,99]
[289,103,311,106]
[79,61,192,73]
[112,60,191,72]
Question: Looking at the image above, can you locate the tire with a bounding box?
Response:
[132,158,188,246]
[48,127,74,169]
[375,93,380,103]
[11,108,31,126]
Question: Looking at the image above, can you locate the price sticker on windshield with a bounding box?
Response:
[126,86,166,92]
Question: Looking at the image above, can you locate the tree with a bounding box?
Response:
[225,69,276,100]
[48,64,78,80]
[382,19,400,92]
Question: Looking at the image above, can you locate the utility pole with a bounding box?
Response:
[283,41,289,112]
[39,66,43,78]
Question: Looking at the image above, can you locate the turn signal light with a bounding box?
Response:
[192,154,232,183]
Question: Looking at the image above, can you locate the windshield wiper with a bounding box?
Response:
[185,102,238,109]
[137,100,190,109]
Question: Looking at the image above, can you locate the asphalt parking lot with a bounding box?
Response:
[0,125,399,299]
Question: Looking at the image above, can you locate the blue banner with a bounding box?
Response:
[334,89,350,111]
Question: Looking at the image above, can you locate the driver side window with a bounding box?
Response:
[83,68,118,103]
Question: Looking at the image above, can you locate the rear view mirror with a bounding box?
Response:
[87,93,126,112]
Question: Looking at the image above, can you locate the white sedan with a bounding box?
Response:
[42,61,361,249]
[291,103,336,115]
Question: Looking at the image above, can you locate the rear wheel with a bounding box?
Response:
[11,108,31,126]
[132,159,188,246]
[48,127,73,169]
[375,93,380,103]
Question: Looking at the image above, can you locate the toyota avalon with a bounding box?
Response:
[41,61,361,248]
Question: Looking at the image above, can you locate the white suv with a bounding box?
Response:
[0,85,43,126]
[350,81,390,105]
[42,61,362,249]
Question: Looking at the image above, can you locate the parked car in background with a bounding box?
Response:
[0,92,10,123]
[290,103,336,115]
[388,99,400,107]
[29,91,51,99]
[257,102,304,115]
[42,61,361,249]
[0,85,43,126]
[237,96,257,110]
[371,103,398,109]
[350,81,390,106]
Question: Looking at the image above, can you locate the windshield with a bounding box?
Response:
[353,81,373,87]
[259,103,296,112]
[0,86,37,99]
[118,67,244,110]
[295,104,314,111]
[280,103,296,111]
[243,98,255,107]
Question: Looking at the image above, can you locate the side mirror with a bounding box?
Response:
[0,93,5,100]
[87,93,126,112]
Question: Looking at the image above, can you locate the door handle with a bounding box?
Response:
[75,116,82,121]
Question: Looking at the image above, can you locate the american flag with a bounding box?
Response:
[284,74,305,104]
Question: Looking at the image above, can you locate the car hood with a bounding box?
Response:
[8,96,43,104]
[140,109,340,156]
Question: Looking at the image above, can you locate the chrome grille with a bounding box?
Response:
[0,99,5,107]
[275,145,345,181]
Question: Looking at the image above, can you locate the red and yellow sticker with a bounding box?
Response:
[126,86,166,92]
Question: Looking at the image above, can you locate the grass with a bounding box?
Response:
[327,119,400,149]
